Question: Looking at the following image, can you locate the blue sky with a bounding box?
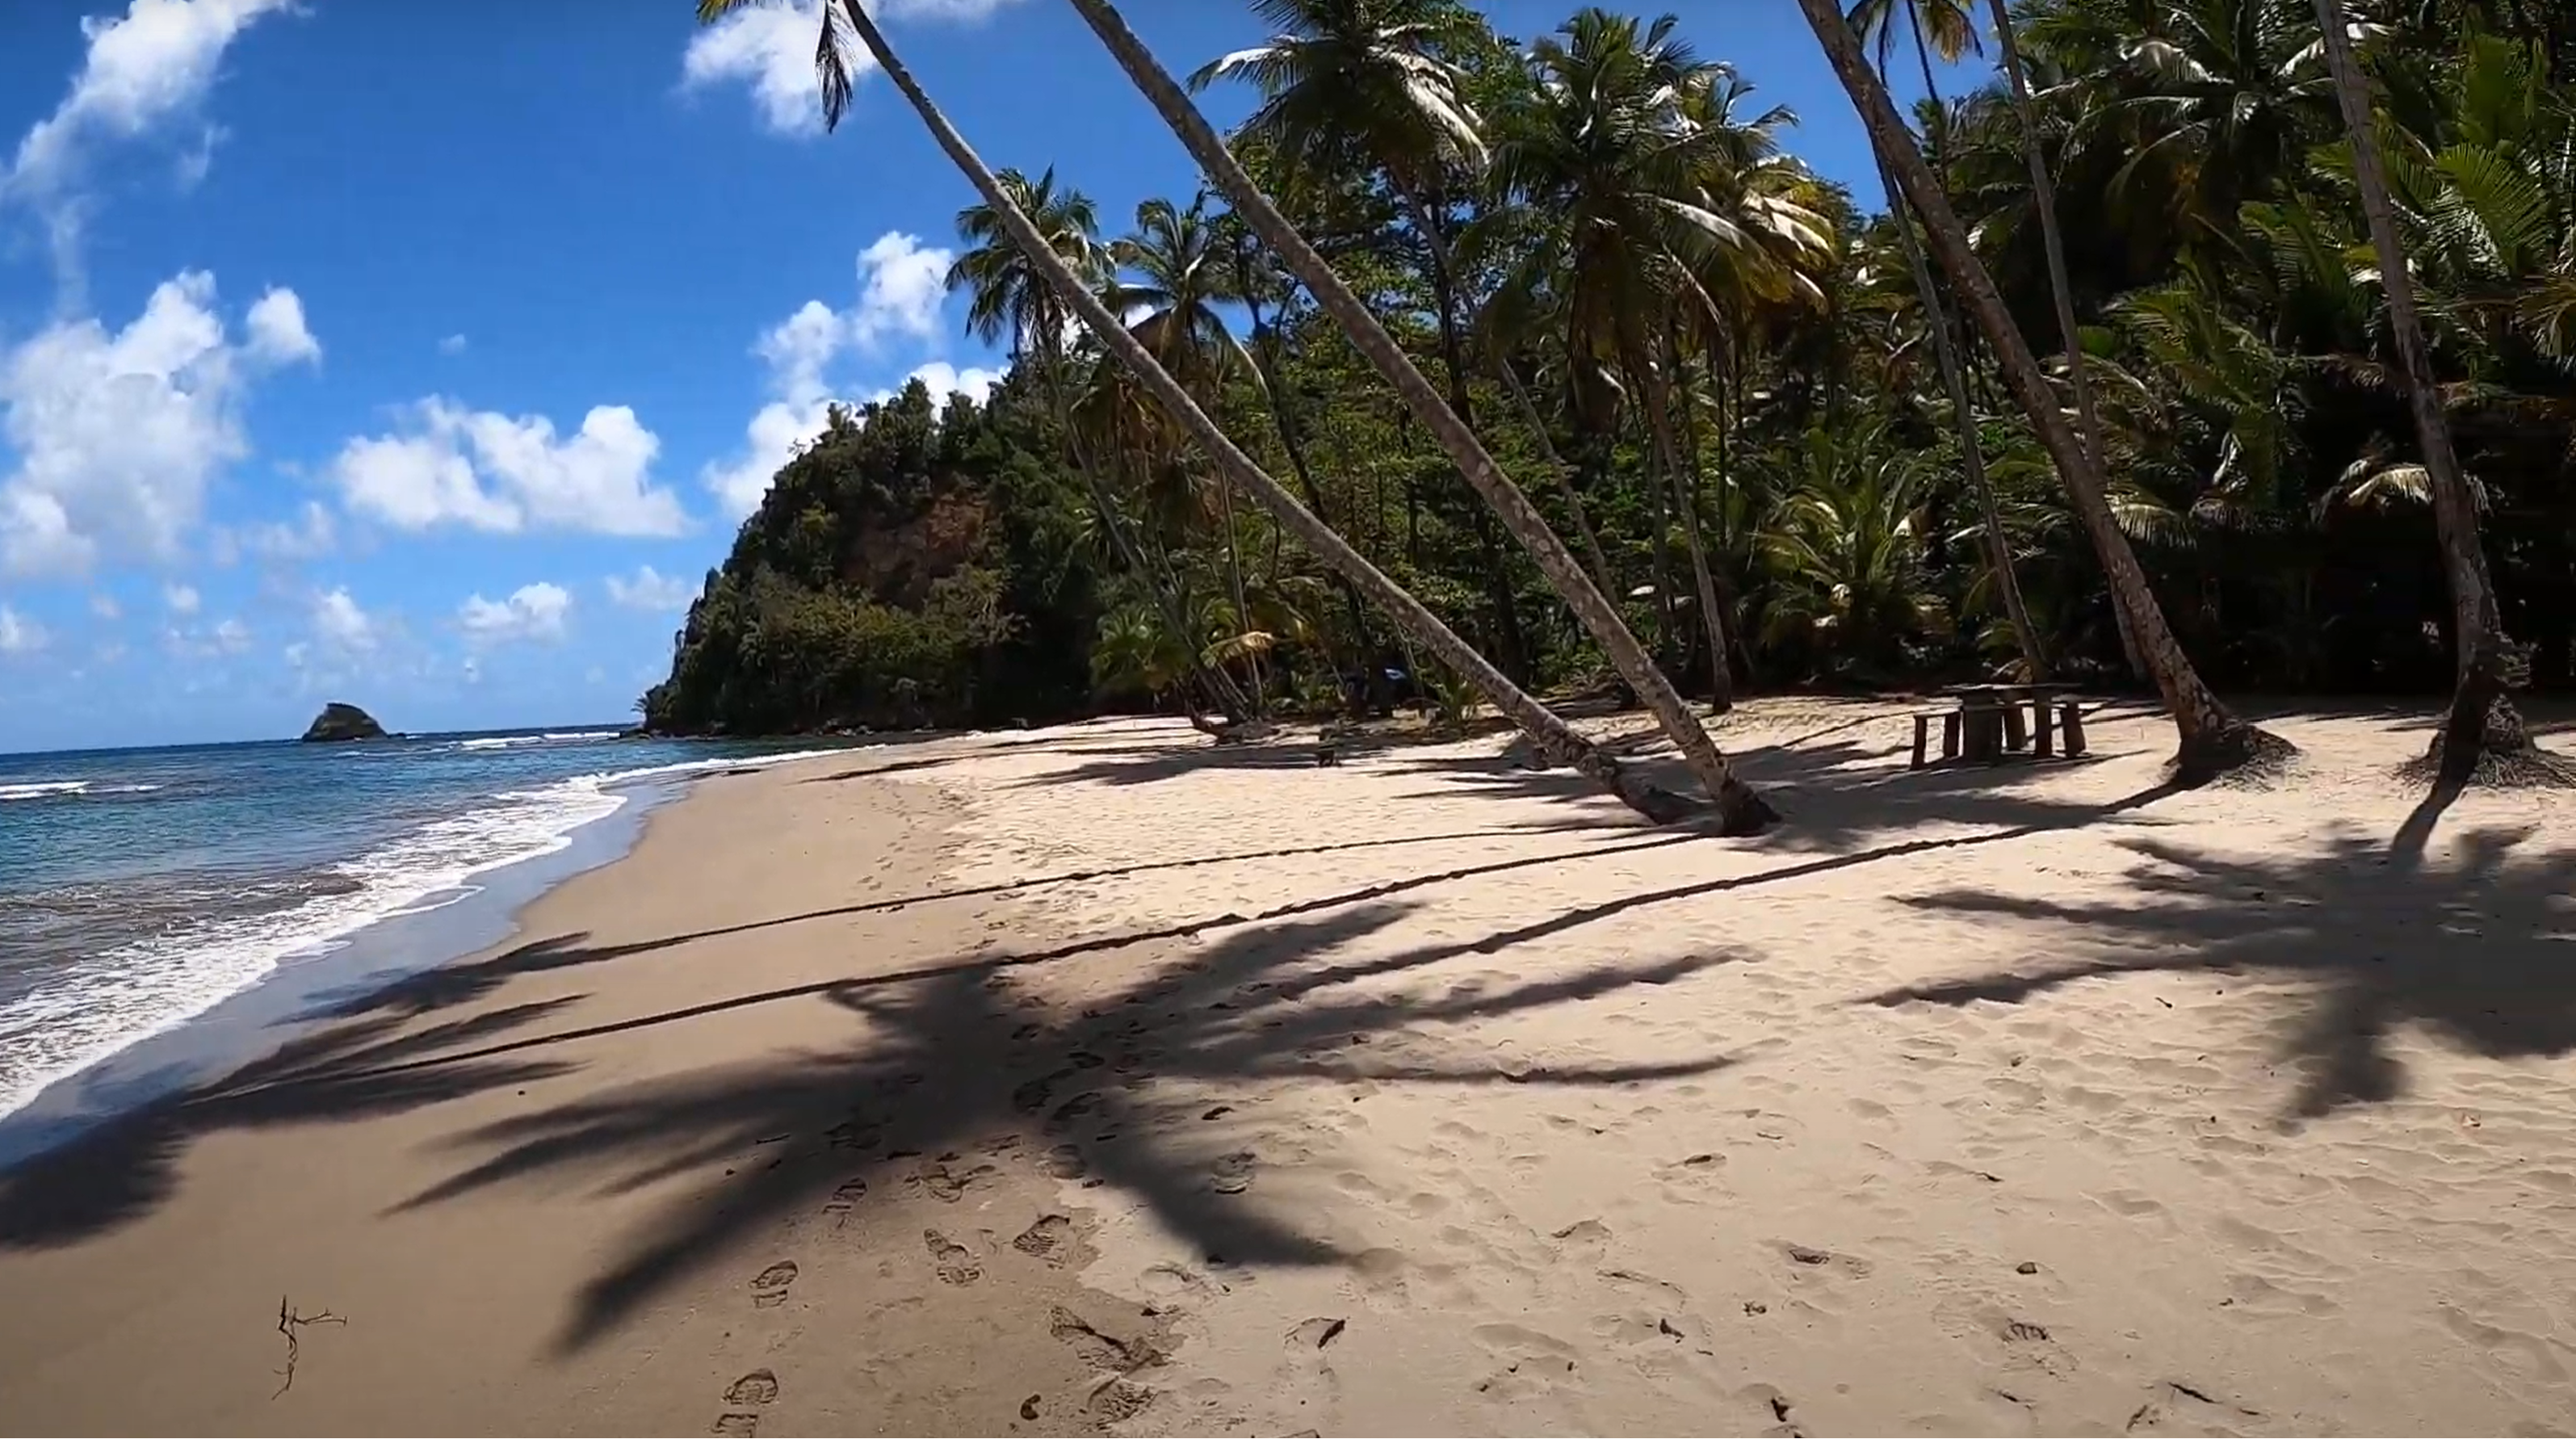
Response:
[0,0,1980,753]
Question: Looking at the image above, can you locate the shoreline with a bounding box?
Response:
[0,728,1189,1435]
[0,773,680,1172]
[0,735,867,1168]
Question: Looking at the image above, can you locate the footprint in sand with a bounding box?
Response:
[1041,1143,1089,1179]
[925,1228,983,1286]
[913,1160,998,1204]
[711,1368,778,1436]
[1211,1150,1257,1195]
[1051,1306,1164,1374]
[820,1177,868,1227]
[749,1261,798,1308]
[1012,1214,1073,1265]
[1045,1091,1107,1135]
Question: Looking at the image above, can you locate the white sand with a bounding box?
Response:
[910,703,2576,1436]
[2,699,2571,1437]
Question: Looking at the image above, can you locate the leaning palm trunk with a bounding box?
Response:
[1638,352,1735,711]
[1799,0,2285,778]
[2312,0,2549,786]
[1240,285,1376,683]
[1066,0,1772,827]
[1982,0,2142,684]
[1493,346,1619,602]
[1873,157,2048,683]
[827,2,1743,827]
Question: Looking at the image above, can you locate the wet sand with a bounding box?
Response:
[2,700,2573,1435]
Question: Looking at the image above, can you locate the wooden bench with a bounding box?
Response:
[2041,699,2087,759]
[1910,708,1962,769]
[1912,695,2089,769]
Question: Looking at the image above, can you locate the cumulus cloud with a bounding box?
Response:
[89,591,120,619]
[329,401,686,537]
[5,0,297,287]
[0,605,47,656]
[458,581,571,645]
[605,564,697,612]
[679,0,1026,134]
[243,287,318,364]
[703,232,1005,518]
[850,232,951,347]
[309,585,373,652]
[0,271,319,578]
[436,333,468,356]
[873,359,1003,406]
[162,581,199,614]
[212,498,334,564]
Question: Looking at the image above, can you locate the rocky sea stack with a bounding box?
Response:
[299,702,388,743]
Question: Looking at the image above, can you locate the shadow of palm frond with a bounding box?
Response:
[0,998,580,1249]
[393,902,1741,1353]
[1860,824,2576,1120]
[289,820,1642,1026]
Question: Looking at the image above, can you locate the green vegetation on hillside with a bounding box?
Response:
[647,0,2576,769]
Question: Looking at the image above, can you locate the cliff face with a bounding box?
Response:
[300,702,387,742]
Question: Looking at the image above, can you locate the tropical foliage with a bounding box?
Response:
[646,0,2576,741]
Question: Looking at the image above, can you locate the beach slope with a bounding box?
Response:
[2,703,2574,1436]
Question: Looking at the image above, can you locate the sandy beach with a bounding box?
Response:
[2,699,2574,1436]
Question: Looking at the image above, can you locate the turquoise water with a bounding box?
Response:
[0,728,850,1118]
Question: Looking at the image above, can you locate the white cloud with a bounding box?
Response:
[0,271,317,577]
[162,581,199,613]
[436,333,468,356]
[874,359,1003,406]
[215,498,334,563]
[851,232,951,347]
[458,581,571,646]
[681,0,873,136]
[329,401,686,537]
[165,611,248,657]
[5,0,297,287]
[243,287,318,364]
[605,564,697,612]
[89,591,120,619]
[702,232,986,518]
[679,0,1026,135]
[310,585,373,652]
[0,605,47,656]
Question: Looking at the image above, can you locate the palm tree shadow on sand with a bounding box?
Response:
[1860,822,2576,1121]
[385,900,1739,1353]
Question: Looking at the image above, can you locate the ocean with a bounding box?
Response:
[0,728,853,1123]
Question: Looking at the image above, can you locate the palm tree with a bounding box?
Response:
[1068,0,1775,825]
[946,167,1255,726]
[1797,0,2289,778]
[1845,0,2050,682]
[1483,10,1803,710]
[1982,0,2113,479]
[1199,2,1623,612]
[1190,0,1533,680]
[2311,0,2536,782]
[1756,422,1953,679]
[694,0,1768,829]
[1110,193,1269,705]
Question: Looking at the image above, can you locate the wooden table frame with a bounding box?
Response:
[1911,684,2088,768]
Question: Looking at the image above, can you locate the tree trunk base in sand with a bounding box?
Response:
[2171,722,2300,788]
[2416,695,2576,789]
[1563,749,1777,833]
